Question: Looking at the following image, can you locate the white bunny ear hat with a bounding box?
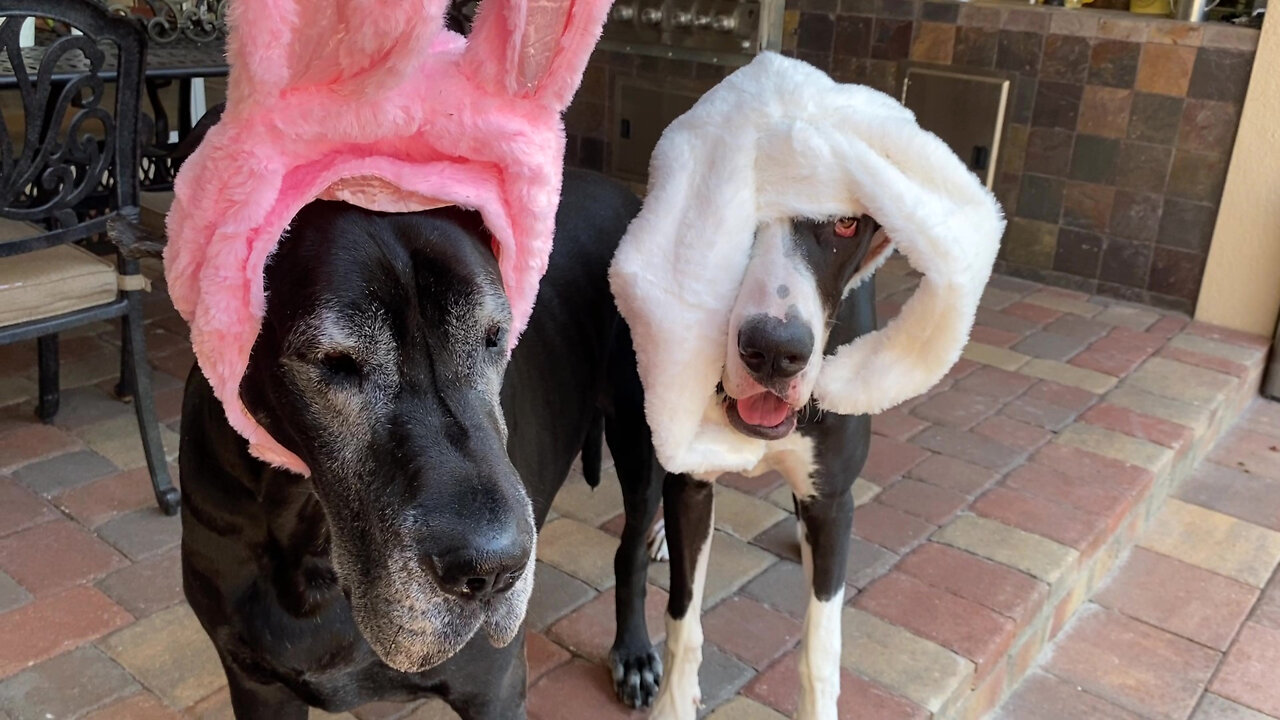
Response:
[164,0,611,475]
[609,52,1006,476]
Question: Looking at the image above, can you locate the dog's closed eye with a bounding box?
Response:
[319,350,362,384]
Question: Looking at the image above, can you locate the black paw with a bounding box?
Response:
[610,645,663,709]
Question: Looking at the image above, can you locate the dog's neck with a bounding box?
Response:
[191,381,341,617]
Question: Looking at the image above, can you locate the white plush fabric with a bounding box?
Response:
[609,52,1005,476]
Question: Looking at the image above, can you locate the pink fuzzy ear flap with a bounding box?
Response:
[166,0,612,476]
[226,0,448,108]
[465,0,609,108]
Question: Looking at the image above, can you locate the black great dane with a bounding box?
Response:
[176,169,668,719]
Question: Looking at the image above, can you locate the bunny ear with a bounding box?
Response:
[464,0,611,109]
[226,0,449,108]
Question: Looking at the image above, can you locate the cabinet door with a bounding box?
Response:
[612,79,702,184]
[901,67,1010,190]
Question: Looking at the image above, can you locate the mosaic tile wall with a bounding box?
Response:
[565,2,1261,314]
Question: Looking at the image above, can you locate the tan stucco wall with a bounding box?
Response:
[1195,18,1280,337]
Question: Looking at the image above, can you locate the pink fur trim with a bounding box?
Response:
[164,0,610,475]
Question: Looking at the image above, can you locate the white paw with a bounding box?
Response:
[649,685,701,720]
[647,517,670,562]
[795,700,838,720]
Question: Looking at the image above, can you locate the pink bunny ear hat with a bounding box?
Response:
[164,0,611,476]
[610,53,1006,476]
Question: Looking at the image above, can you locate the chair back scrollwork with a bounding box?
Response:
[0,0,144,258]
[140,0,227,44]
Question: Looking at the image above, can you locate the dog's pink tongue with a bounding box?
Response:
[737,393,790,427]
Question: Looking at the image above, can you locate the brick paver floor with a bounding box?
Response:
[0,255,1273,719]
[996,400,1280,720]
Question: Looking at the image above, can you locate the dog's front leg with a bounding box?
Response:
[649,472,714,720]
[222,661,309,720]
[795,488,855,720]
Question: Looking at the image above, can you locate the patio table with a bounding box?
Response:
[1,35,228,189]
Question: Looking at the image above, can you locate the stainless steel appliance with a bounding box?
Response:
[599,0,784,66]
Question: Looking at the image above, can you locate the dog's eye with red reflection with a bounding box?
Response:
[834,217,858,237]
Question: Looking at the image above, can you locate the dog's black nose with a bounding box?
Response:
[738,314,814,383]
[427,531,531,600]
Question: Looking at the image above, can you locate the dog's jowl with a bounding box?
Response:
[179,171,662,719]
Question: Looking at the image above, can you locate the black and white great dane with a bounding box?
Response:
[619,215,892,720]
[171,168,671,719]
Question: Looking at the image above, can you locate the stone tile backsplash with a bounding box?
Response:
[565,0,1259,313]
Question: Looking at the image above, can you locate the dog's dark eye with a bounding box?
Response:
[319,351,361,381]
[834,217,858,238]
[483,324,505,351]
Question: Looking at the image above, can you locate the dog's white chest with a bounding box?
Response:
[737,432,821,500]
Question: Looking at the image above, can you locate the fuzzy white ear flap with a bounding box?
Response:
[611,53,1004,476]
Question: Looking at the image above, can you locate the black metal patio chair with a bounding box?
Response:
[0,0,179,515]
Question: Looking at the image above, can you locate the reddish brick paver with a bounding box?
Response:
[0,521,128,596]
[973,415,1053,453]
[1032,444,1156,503]
[94,548,184,619]
[744,651,929,720]
[871,406,930,441]
[526,631,572,686]
[1094,548,1259,652]
[911,389,1003,430]
[877,479,968,525]
[1070,327,1167,378]
[1210,622,1280,717]
[955,366,1039,403]
[1045,606,1221,720]
[853,503,936,554]
[1186,322,1272,350]
[0,477,57,537]
[971,487,1108,552]
[906,454,1000,496]
[862,435,931,485]
[702,596,801,670]
[1162,345,1253,379]
[547,587,667,664]
[527,660,643,720]
[1001,302,1063,326]
[53,465,176,528]
[897,543,1048,630]
[970,325,1021,348]
[1251,572,1280,632]
[1003,462,1139,521]
[1177,463,1280,533]
[0,424,82,473]
[997,672,1146,720]
[855,572,1015,681]
[1081,403,1195,450]
[912,426,1025,472]
[1209,430,1280,481]
[0,586,132,678]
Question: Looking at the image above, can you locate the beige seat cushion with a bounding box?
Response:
[140,191,173,236]
[0,216,38,244]
[0,219,119,327]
